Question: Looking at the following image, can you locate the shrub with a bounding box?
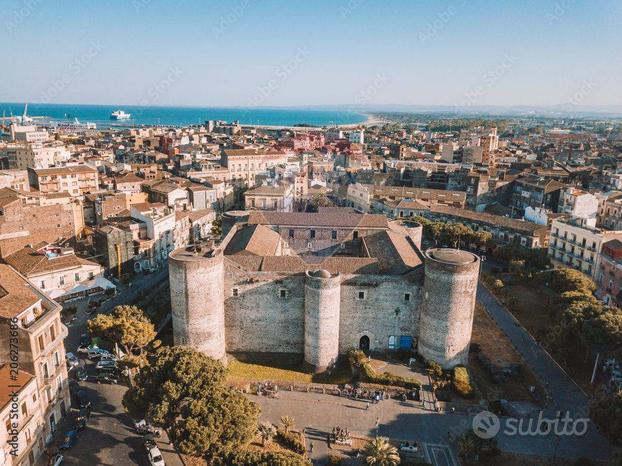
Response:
[492,279,504,290]
[276,429,306,455]
[452,366,474,397]
[222,449,310,466]
[327,454,343,465]
[426,361,444,379]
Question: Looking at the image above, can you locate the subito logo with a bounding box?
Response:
[472,411,501,439]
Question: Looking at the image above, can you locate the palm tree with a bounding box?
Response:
[257,421,276,447]
[363,437,400,466]
[280,415,294,433]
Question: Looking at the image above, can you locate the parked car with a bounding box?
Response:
[147,446,165,466]
[74,407,90,422]
[50,453,64,466]
[60,430,78,450]
[80,334,91,346]
[75,368,88,381]
[66,352,79,369]
[96,360,118,371]
[87,347,110,360]
[95,373,118,384]
[77,344,90,354]
[99,353,118,362]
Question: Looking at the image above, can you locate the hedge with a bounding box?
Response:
[452,366,474,398]
[276,429,306,455]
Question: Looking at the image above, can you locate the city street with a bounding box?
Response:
[48,269,184,466]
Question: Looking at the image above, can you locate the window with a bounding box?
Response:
[279,289,287,298]
[353,231,359,239]
[74,273,80,281]
[404,293,411,302]
[49,324,56,341]
[38,335,45,351]
[40,280,45,289]
[232,288,239,297]
[288,229,294,238]
[54,351,60,367]
[331,230,337,240]
[388,335,397,349]
[59,275,65,286]
[88,272,94,280]
[21,402,28,417]
[310,230,316,239]
[357,291,366,300]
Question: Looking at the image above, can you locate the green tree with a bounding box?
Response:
[257,422,277,447]
[280,415,295,433]
[87,305,156,356]
[211,214,223,238]
[544,268,596,294]
[582,310,622,352]
[123,346,258,460]
[363,437,400,466]
[173,389,259,457]
[590,389,622,446]
[457,431,500,464]
[309,193,333,211]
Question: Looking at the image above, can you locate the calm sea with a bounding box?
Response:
[0,103,366,128]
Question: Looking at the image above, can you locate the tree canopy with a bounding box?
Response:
[123,346,258,460]
[87,305,156,356]
[590,389,622,446]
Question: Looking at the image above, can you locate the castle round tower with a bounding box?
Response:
[418,248,480,368]
[169,244,226,362]
[304,269,341,372]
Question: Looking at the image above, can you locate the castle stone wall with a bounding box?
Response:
[169,248,226,361]
[418,248,479,368]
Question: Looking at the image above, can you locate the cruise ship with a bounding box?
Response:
[110,110,131,120]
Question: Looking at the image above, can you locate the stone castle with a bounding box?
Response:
[168,208,480,371]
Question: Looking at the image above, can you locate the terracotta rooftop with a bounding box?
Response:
[0,265,41,318]
[4,245,98,277]
[247,211,389,229]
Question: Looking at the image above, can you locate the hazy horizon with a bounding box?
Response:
[4,0,621,108]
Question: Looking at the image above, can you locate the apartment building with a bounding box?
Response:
[7,142,70,170]
[244,184,294,212]
[130,203,176,269]
[595,239,622,306]
[548,217,622,277]
[511,176,564,217]
[221,148,288,187]
[28,165,99,196]
[0,265,71,460]
[0,188,78,258]
[597,192,622,230]
[0,366,43,466]
[0,170,30,192]
[558,187,598,219]
[4,244,104,300]
[345,183,467,213]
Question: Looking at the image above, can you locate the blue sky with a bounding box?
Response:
[2,0,621,107]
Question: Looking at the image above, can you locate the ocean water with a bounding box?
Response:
[0,103,366,128]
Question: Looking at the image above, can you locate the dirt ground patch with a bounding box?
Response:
[471,303,544,403]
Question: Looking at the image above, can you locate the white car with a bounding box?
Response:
[87,347,110,360]
[51,453,64,466]
[148,446,165,466]
[95,360,117,370]
[66,352,79,369]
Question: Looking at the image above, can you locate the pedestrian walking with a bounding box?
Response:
[366,402,370,410]
[309,442,314,454]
